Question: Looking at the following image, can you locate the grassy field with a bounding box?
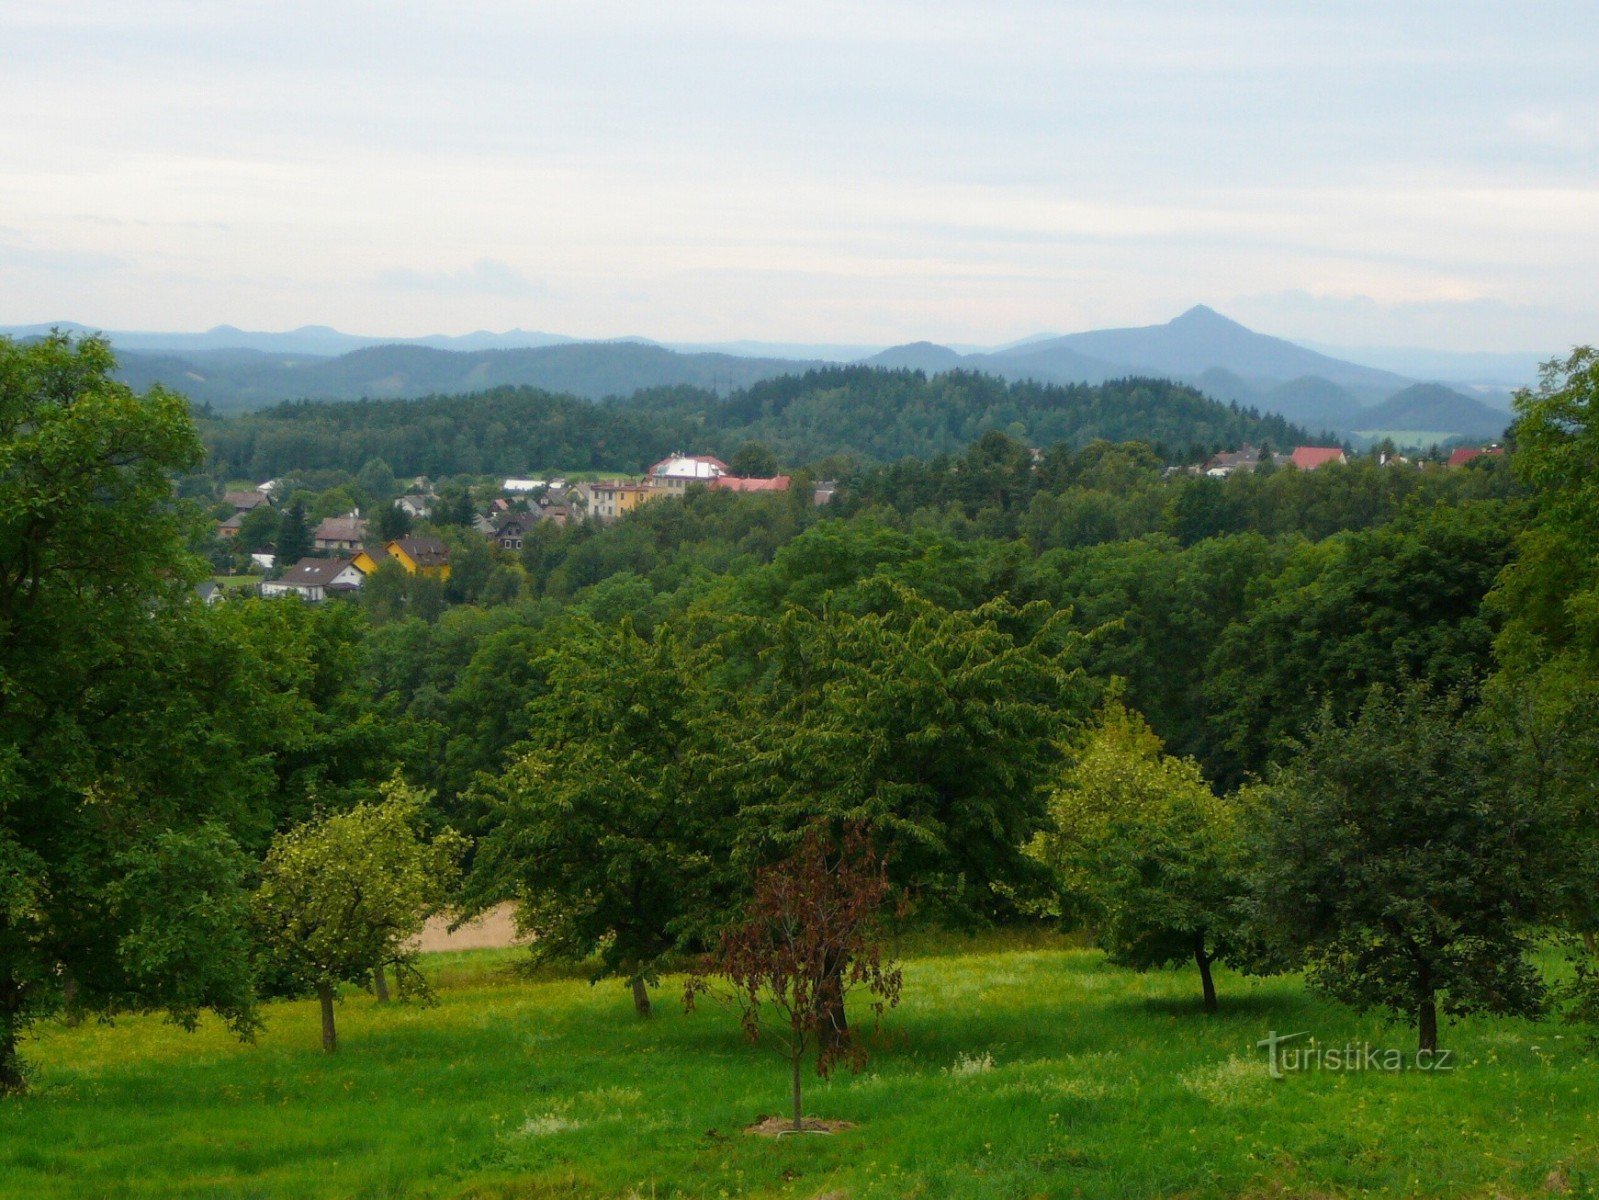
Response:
[1,933,1595,1199]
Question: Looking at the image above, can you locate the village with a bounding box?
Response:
[204,441,1507,604]
[205,453,822,602]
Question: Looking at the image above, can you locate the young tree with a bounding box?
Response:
[1251,684,1549,1052]
[689,826,902,1133]
[252,780,466,1052]
[466,618,735,1016]
[0,333,261,1091]
[1030,704,1255,1011]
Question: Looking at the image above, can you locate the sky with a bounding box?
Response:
[2,1,1595,352]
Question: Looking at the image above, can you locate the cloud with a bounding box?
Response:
[372,259,546,298]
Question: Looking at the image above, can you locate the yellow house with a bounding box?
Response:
[353,536,452,581]
[585,481,657,522]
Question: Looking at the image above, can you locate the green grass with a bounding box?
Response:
[2,936,1595,1199]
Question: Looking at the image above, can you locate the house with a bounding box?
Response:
[223,490,271,513]
[354,537,451,580]
[647,454,728,494]
[813,480,838,506]
[503,478,547,493]
[396,494,432,519]
[710,475,792,493]
[1202,445,1267,476]
[250,552,276,571]
[492,513,541,550]
[261,557,364,602]
[195,580,223,605]
[1447,445,1505,468]
[313,513,367,552]
[217,511,247,539]
[582,480,657,522]
[1289,446,1348,470]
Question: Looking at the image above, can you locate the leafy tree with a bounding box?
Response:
[274,500,312,565]
[251,780,466,1052]
[467,618,735,1015]
[730,440,779,477]
[1489,347,1599,952]
[375,500,413,542]
[1030,704,1255,1010]
[688,825,902,1133]
[235,503,281,552]
[0,333,259,1091]
[1251,684,1549,1052]
[356,457,398,507]
[736,583,1094,926]
[1202,502,1519,783]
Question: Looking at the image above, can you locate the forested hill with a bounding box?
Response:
[626,368,1315,463]
[201,367,1315,480]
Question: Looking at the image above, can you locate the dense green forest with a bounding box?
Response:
[200,368,1316,481]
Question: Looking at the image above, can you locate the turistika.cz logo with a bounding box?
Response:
[1256,1030,1454,1079]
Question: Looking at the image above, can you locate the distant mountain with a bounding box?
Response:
[1303,341,1546,392]
[1259,376,1366,432]
[6,307,1519,442]
[1001,305,1409,395]
[1351,384,1510,441]
[112,341,821,412]
[862,342,969,372]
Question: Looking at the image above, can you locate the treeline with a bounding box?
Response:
[199,368,1315,481]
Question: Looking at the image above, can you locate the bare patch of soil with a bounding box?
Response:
[408,904,527,953]
[743,1116,857,1137]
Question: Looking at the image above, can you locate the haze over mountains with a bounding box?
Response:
[3,306,1523,444]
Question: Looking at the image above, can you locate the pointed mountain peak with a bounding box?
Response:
[1170,304,1242,329]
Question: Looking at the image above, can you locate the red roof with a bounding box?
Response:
[1290,446,1347,470]
[1447,446,1505,467]
[710,475,792,493]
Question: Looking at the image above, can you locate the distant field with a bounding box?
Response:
[1351,429,1461,447]
[1,935,1594,1199]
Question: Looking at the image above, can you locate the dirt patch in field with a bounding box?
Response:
[744,1116,856,1137]
[408,903,528,953]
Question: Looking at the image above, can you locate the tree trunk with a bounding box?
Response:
[373,965,390,1004]
[1194,940,1218,1013]
[791,1050,804,1132]
[317,983,338,1054]
[1418,993,1438,1055]
[1584,930,1596,958]
[630,975,652,1018]
[0,1017,23,1096]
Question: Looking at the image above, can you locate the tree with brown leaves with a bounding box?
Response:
[689,825,903,1134]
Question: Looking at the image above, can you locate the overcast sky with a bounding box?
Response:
[2,1,1595,351]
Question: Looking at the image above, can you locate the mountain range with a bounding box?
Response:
[2,306,1520,444]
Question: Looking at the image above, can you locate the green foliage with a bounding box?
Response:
[733,583,1095,923]
[252,780,466,1049]
[0,332,256,1089]
[200,369,1311,481]
[273,499,312,564]
[467,619,736,1010]
[1251,684,1551,1051]
[1030,704,1255,1008]
[234,503,280,552]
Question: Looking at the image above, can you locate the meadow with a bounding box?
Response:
[1,934,1594,1200]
